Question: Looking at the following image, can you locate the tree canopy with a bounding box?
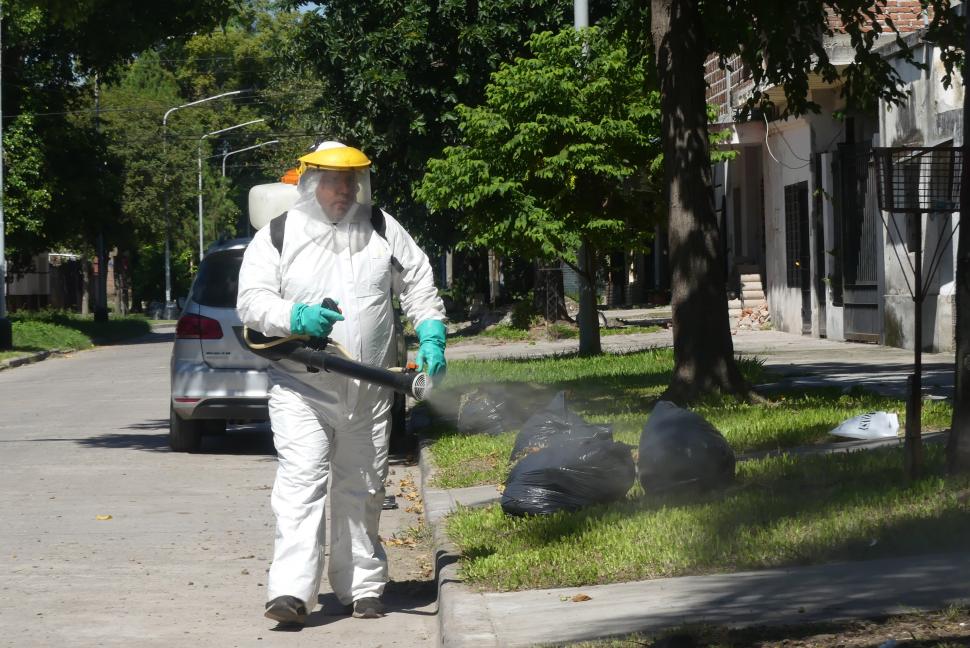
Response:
[418,27,662,354]
[418,28,661,267]
[281,0,569,251]
[1,0,239,270]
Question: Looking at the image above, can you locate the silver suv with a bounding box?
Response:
[169,237,408,452]
[170,238,270,451]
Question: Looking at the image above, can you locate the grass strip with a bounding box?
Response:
[424,349,950,488]
[450,324,663,345]
[1,310,152,363]
[445,445,970,591]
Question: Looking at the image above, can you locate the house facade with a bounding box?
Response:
[706,2,964,352]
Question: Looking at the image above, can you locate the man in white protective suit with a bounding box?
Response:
[237,141,447,626]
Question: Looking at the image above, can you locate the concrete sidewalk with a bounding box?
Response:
[448,328,955,398]
[422,328,966,647]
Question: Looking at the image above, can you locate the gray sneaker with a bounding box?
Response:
[264,595,308,625]
[352,597,384,619]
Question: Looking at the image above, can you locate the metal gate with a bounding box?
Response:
[836,142,881,343]
[784,181,811,334]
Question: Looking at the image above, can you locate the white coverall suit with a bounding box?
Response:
[237,183,445,609]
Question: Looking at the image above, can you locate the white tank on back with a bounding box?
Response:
[249,182,299,231]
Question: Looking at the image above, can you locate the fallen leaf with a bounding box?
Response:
[95,515,112,521]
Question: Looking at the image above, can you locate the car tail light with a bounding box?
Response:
[176,314,223,340]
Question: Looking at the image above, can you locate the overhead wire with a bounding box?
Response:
[763,111,812,170]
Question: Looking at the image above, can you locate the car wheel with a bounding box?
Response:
[169,404,204,452]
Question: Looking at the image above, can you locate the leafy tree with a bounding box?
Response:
[418,28,663,355]
[283,0,569,251]
[1,0,239,276]
[98,6,313,305]
[648,0,960,403]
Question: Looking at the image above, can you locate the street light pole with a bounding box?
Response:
[0,9,10,349]
[197,119,265,261]
[161,89,244,319]
[222,140,280,177]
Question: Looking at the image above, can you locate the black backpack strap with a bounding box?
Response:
[270,211,287,256]
[371,206,404,272]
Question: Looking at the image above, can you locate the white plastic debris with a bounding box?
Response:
[830,411,900,441]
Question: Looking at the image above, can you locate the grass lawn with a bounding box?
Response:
[446,445,970,591]
[449,323,662,345]
[423,349,951,489]
[424,350,963,594]
[0,310,152,362]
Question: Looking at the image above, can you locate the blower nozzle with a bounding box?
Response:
[240,328,432,401]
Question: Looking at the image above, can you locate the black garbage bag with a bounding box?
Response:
[510,391,613,461]
[638,401,735,495]
[456,392,508,435]
[501,437,636,516]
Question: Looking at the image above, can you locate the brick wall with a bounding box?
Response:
[705,1,927,121]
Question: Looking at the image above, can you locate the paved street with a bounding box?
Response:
[0,331,436,647]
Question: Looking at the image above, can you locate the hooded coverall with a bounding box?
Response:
[237,194,445,610]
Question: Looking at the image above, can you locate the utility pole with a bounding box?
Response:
[0,6,11,349]
[573,0,600,355]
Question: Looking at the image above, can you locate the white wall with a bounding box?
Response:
[878,41,963,352]
[818,151,845,341]
[7,253,51,297]
[762,118,813,335]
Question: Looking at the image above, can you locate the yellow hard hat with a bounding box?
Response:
[298,144,371,171]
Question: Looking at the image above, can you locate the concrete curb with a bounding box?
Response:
[0,348,75,371]
[418,436,504,648]
[0,324,174,374]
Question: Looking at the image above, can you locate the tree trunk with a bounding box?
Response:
[577,241,602,356]
[115,252,129,316]
[80,259,91,316]
[94,231,109,322]
[652,0,748,403]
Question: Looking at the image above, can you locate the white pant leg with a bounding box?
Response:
[327,405,391,603]
[266,385,334,608]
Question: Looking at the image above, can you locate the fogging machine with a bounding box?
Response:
[240,300,431,401]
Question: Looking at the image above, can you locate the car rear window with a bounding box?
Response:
[192,248,245,308]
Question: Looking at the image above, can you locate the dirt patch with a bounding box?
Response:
[383,462,435,584]
[570,607,970,647]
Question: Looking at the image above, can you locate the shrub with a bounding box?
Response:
[510,299,541,330]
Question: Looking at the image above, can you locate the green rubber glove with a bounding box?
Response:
[415,319,447,378]
[290,302,344,338]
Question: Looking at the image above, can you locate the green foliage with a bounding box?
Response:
[691,1,962,117]
[545,322,579,340]
[477,325,533,342]
[96,5,309,302]
[509,300,540,330]
[418,27,662,266]
[283,0,568,251]
[0,0,240,266]
[8,309,151,353]
[2,115,51,268]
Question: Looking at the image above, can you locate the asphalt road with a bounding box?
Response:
[0,331,436,647]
